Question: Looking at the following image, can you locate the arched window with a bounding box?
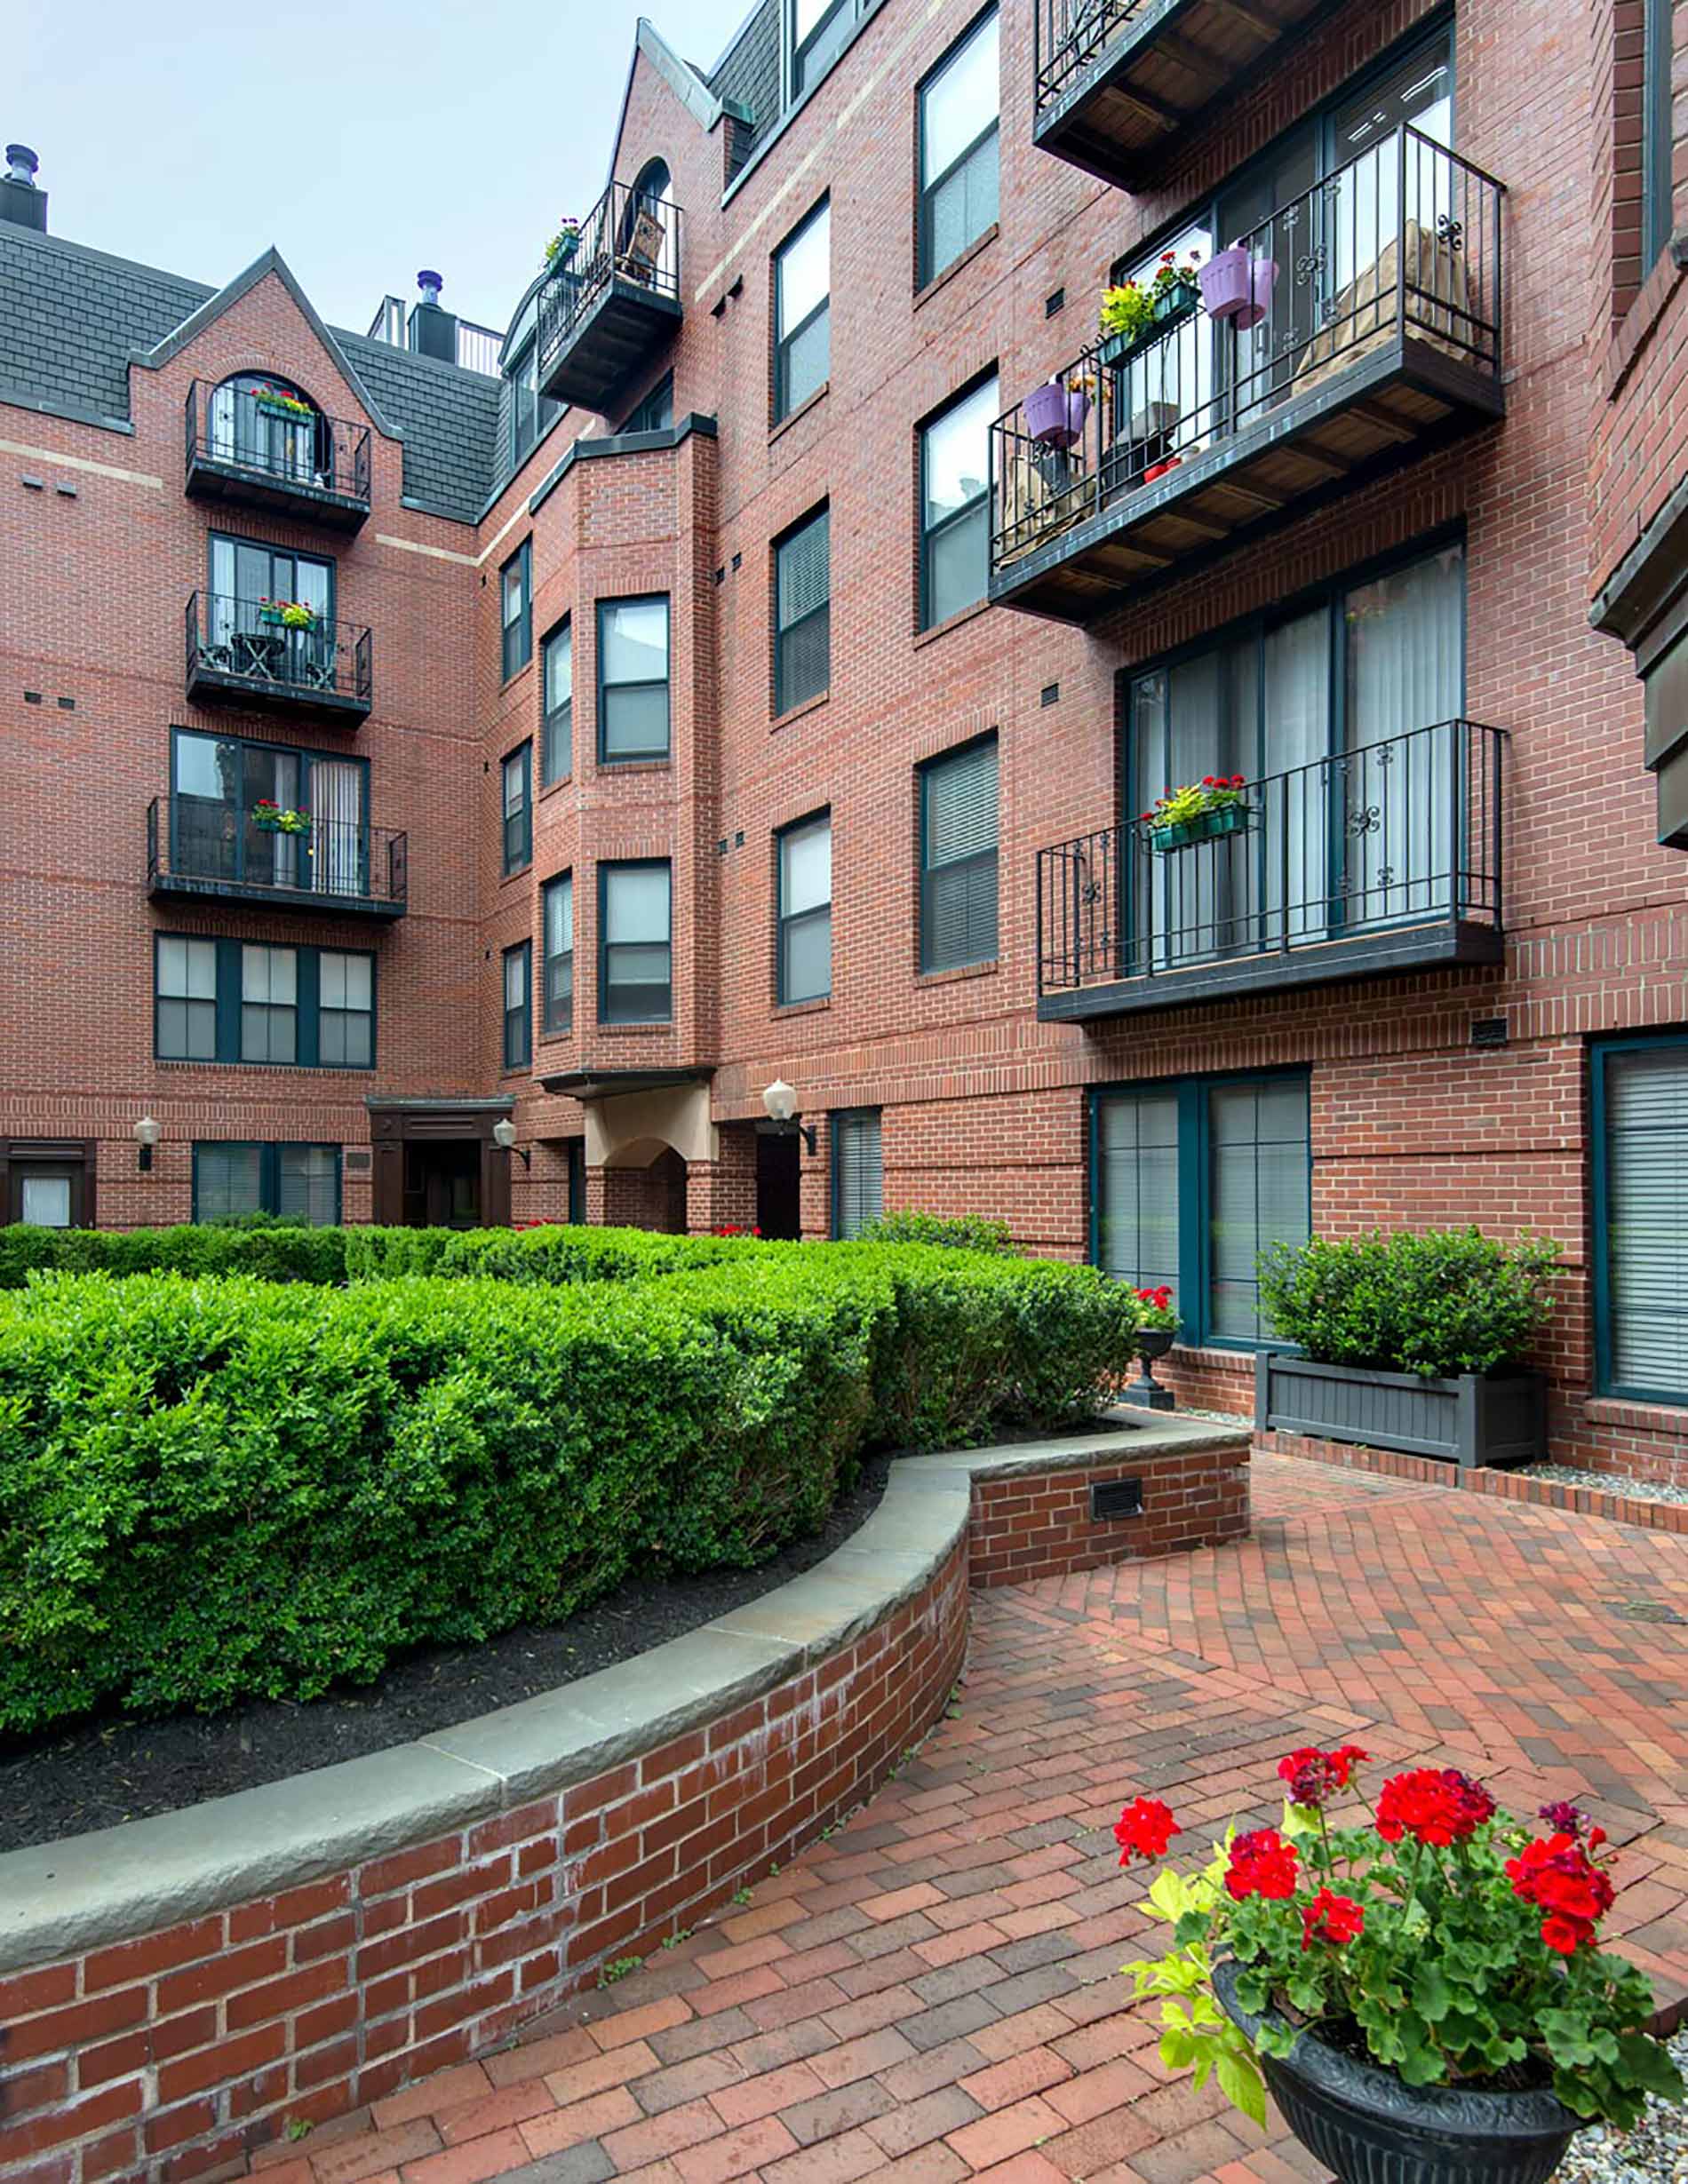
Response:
[210,371,325,486]
[621,159,678,289]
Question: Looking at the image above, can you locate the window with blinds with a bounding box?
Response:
[920,735,998,972]
[775,508,830,715]
[777,812,832,1004]
[502,743,532,875]
[600,861,673,1023]
[918,9,999,288]
[774,200,830,420]
[832,1109,883,1237]
[920,376,996,630]
[193,1143,339,1226]
[501,540,532,682]
[1596,1041,1688,1402]
[544,872,574,1035]
[542,622,572,786]
[502,941,531,1070]
[598,596,671,762]
[1090,1071,1309,1346]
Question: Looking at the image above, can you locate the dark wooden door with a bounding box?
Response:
[755,1130,802,1241]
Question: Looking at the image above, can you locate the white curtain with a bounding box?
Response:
[309,761,364,897]
[1262,608,1330,945]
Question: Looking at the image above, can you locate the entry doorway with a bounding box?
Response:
[755,1129,802,1241]
[402,1140,482,1227]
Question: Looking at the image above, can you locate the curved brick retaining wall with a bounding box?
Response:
[0,1414,1247,2184]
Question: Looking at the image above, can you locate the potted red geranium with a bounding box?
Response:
[1124,1284,1178,1411]
[1114,1752,1682,2184]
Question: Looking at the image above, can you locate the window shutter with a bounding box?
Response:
[834,1112,883,1238]
[1605,1048,1688,1395]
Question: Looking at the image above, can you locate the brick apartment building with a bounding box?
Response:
[4,0,1688,1479]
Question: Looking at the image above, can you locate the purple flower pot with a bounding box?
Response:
[1198,246,1254,321]
[1232,256,1278,333]
[1024,380,1092,450]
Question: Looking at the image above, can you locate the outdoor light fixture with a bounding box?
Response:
[133,1115,162,1172]
[491,1117,530,1168]
[760,1078,816,1156]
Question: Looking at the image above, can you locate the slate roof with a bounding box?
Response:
[0,224,505,524]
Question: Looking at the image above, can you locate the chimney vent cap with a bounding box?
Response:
[5,145,39,183]
[417,268,443,302]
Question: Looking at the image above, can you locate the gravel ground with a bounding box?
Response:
[1554,2025,1688,2181]
[1518,1462,1688,1510]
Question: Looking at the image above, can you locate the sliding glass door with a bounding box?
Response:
[171,731,367,896]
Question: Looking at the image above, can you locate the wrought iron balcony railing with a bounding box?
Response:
[185,592,372,722]
[537,177,683,411]
[147,798,407,917]
[1036,720,1505,1016]
[991,131,1503,618]
[184,380,370,526]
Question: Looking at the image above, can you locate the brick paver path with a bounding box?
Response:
[254,1457,1688,2184]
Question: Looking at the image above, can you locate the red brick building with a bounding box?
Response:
[4,0,1688,1480]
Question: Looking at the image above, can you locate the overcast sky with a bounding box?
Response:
[12,0,751,339]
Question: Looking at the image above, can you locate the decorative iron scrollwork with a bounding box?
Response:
[1294,247,1326,286]
[1436,212,1464,253]
[1347,805,1381,838]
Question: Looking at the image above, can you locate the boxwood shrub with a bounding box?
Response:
[1257,1227,1561,1380]
[0,1249,1140,1733]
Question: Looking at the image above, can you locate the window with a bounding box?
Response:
[541,622,573,787]
[241,944,298,1065]
[792,0,857,97]
[205,534,334,678]
[920,735,998,972]
[208,374,322,484]
[508,338,560,469]
[832,1109,883,1237]
[622,373,674,434]
[194,1143,341,1226]
[918,8,999,288]
[503,941,532,1070]
[1644,0,1676,269]
[1126,539,1465,968]
[600,861,673,1023]
[1593,1037,1688,1402]
[171,729,369,899]
[318,952,373,1068]
[565,1137,586,1224]
[920,376,996,628]
[774,201,830,421]
[154,937,375,1068]
[155,935,218,1060]
[598,596,671,761]
[543,872,575,1034]
[775,506,831,712]
[501,540,532,681]
[777,812,832,1004]
[6,1145,92,1228]
[1092,1072,1310,1347]
[502,743,532,874]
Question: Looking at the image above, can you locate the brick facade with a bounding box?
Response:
[4,0,1688,1475]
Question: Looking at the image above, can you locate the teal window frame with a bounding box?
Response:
[598,859,673,1024]
[502,941,532,1071]
[774,504,831,714]
[596,594,672,763]
[502,741,533,875]
[153,934,376,1070]
[191,1141,342,1225]
[773,199,831,422]
[919,732,999,972]
[541,619,573,787]
[830,1108,883,1238]
[1591,1033,1688,1405]
[1088,1068,1311,1350]
[501,539,533,682]
[621,372,674,435]
[542,870,574,1035]
[916,5,999,290]
[1644,0,1676,269]
[565,1136,586,1223]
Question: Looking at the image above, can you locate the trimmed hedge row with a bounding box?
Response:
[0,1247,1140,1733]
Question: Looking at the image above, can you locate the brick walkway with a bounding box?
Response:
[252,1457,1688,2184]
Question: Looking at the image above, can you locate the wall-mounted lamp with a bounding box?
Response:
[491,1117,531,1168]
[133,1115,162,1173]
[761,1078,816,1156]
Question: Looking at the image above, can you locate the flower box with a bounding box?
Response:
[1152,274,1200,322]
[1150,802,1248,853]
[254,390,311,420]
[1254,1350,1547,1470]
[1100,298,1197,370]
[257,603,285,625]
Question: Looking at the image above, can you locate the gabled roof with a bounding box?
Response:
[131,244,399,441]
[601,16,752,196]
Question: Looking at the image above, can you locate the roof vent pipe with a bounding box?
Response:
[1,143,46,231]
[408,267,458,361]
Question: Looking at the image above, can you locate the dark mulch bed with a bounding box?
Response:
[1,1453,896,1854]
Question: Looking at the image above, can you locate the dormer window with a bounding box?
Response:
[210,373,324,487]
[792,0,859,98]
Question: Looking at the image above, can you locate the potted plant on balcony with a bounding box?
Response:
[1098,251,1202,366]
[252,799,311,836]
[1024,372,1095,450]
[257,598,318,631]
[543,218,580,271]
[1198,244,1279,330]
[1254,1227,1558,1469]
[251,382,313,421]
[1143,774,1250,851]
[1112,1757,1682,2184]
[1123,1284,1179,1410]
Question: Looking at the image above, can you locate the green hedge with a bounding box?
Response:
[1257,1227,1562,1379]
[0,1221,351,1289]
[855,1212,1014,1253]
[0,1249,1140,1733]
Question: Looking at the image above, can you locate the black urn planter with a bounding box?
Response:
[1124,1325,1176,1411]
[1214,1962,1579,2184]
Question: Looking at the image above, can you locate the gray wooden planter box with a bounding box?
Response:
[1255,1352,1547,1470]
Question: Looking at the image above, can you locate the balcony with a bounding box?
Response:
[536,179,683,413]
[185,593,372,725]
[991,132,1504,623]
[184,380,370,530]
[1033,0,1330,185]
[1036,720,1505,1020]
[147,798,407,920]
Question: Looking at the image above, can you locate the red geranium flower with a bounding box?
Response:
[1115,1796,1181,1865]
[1278,1744,1370,1809]
[1301,1888,1365,1950]
[1376,1767,1495,1847]
[1225,1826,1299,1901]
[1506,1831,1614,1955]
